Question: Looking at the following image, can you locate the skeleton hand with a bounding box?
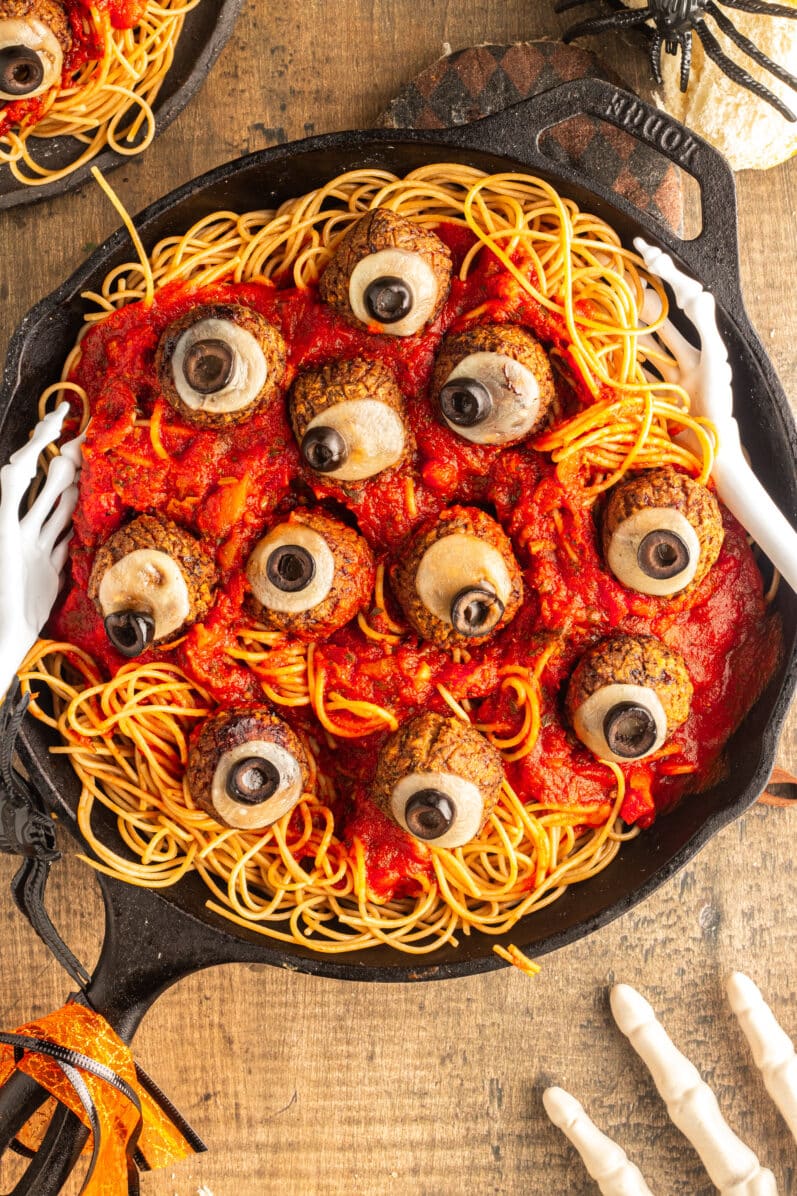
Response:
[544,973,797,1196]
[634,237,797,594]
[0,403,83,701]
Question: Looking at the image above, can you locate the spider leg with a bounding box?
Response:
[680,30,692,91]
[561,8,653,45]
[649,31,664,84]
[706,1,797,95]
[694,18,797,120]
[720,0,797,18]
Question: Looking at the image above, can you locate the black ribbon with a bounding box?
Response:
[0,680,206,1191]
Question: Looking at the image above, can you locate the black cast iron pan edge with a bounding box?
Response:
[0,0,246,212]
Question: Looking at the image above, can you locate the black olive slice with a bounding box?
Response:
[301,425,348,473]
[104,611,156,658]
[265,544,316,593]
[363,276,413,324]
[225,756,281,804]
[183,338,235,395]
[0,46,45,97]
[602,702,658,759]
[404,788,455,840]
[450,585,505,637]
[637,529,690,580]
[439,378,493,428]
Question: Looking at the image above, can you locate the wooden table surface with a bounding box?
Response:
[1,3,796,1193]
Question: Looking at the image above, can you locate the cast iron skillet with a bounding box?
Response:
[0,0,245,211]
[1,78,796,1192]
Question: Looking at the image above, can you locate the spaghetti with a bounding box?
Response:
[15,163,780,956]
[0,0,200,188]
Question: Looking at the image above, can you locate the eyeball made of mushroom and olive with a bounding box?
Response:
[392,506,523,647]
[371,712,504,849]
[319,208,453,337]
[0,1,70,102]
[88,515,217,657]
[565,633,693,764]
[186,709,310,830]
[155,302,286,427]
[431,324,556,446]
[289,357,409,482]
[601,468,724,598]
[246,507,375,640]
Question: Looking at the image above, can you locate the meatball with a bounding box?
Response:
[289,357,409,482]
[245,507,375,640]
[566,633,693,763]
[601,468,724,597]
[88,514,217,656]
[392,506,523,648]
[431,324,556,445]
[187,708,310,831]
[155,302,286,428]
[319,208,453,337]
[371,712,505,848]
[0,0,70,101]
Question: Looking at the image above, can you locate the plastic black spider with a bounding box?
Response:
[555,0,797,121]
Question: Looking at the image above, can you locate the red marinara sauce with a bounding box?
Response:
[50,226,783,901]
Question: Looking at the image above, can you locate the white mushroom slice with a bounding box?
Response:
[171,318,267,414]
[98,549,190,640]
[390,771,484,849]
[303,399,405,481]
[727,972,797,1144]
[415,534,512,628]
[440,353,542,445]
[246,523,335,613]
[606,507,701,597]
[572,683,667,764]
[611,984,778,1196]
[211,739,304,830]
[0,19,63,101]
[542,1087,654,1196]
[349,248,440,337]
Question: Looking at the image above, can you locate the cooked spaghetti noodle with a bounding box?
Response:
[0,0,199,188]
[17,163,779,958]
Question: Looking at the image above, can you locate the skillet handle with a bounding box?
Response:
[450,77,744,325]
[0,872,252,1193]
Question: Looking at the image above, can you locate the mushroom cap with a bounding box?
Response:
[0,0,71,53]
[319,207,453,330]
[392,505,523,648]
[601,468,724,595]
[155,302,286,428]
[566,633,693,735]
[246,507,375,640]
[87,514,217,644]
[371,711,504,832]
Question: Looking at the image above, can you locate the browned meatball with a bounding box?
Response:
[319,208,453,336]
[371,712,504,848]
[0,0,70,101]
[187,708,310,830]
[245,507,375,640]
[392,506,523,648]
[601,468,724,597]
[88,515,217,656]
[289,356,409,481]
[566,633,693,762]
[431,324,556,445]
[155,302,286,428]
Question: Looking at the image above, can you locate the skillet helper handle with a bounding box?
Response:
[760,766,797,808]
[453,77,744,324]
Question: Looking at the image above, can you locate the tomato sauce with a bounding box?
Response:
[0,0,146,137]
[50,231,782,899]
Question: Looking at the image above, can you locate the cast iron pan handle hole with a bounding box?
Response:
[537,115,703,241]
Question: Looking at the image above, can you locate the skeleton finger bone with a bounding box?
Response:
[542,1086,653,1196]
[22,452,80,534]
[638,285,700,384]
[611,984,778,1195]
[50,533,73,577]
[727,972,797,1144]
[38,483,79,553]
[0,404,70,530]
